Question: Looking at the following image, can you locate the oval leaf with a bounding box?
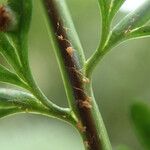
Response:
[0,89,49,118]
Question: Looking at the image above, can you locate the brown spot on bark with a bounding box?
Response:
[73,86,85,93]
[63,26,70,32]
[82,100,92,109]
[124,25,132,35]
[57,22,60,27]
[78,98,92,109]
[57,35,64,40]
[66,46,74,56]
[63,115,67,118]
[77,121,86,133]
[84,141,90,149]
[82,77,90,83]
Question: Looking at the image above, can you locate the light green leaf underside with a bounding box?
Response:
[131,102,150,150]
[114,1,150,31]
[127,26,150,39]
[0,89,49,118]
[106,1,150,50]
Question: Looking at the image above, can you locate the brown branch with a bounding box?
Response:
[43,0,102,149]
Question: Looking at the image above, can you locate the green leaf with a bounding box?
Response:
[8,0,32,34]
[85,0,126,76]
[0,32,22,71]
[97,0,111,48]
[97,0,110,32]
[0,0,33,86]
[96,0,126,51]
[0,89,49,118]
[97,0,108,18]
[98,0,125,24]
[0,0,32,72]
[106,0,150,50]
[7,0,32,66]
[114,0,150,33]
[0,107,21,118]
[127,26,150,39]
[131,102,150,150]
[0,64,28,88]
[109,0,125,20]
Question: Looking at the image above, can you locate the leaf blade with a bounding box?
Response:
[8,0,32,34]
[0,0,33,82]
[0,64,28,88]
[0,107,21,118]
[7,0,32,66]
[0,32,22,70]
[98,0,126,23]
[109,0,125,20]
[127,26,150,39]
[106,0,150,50]
[0,89,49,118]
[114,1,150,31]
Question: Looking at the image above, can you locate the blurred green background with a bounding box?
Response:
[0,0,150,149]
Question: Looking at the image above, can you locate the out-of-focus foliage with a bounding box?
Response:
[131,102,150,150]
[116,145,131,150]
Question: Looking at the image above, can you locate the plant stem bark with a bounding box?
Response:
[42,0,111,149]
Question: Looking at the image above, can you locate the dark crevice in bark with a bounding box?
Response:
[43,0,102,149]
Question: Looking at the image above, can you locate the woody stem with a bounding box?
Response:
[41,0,111,150]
